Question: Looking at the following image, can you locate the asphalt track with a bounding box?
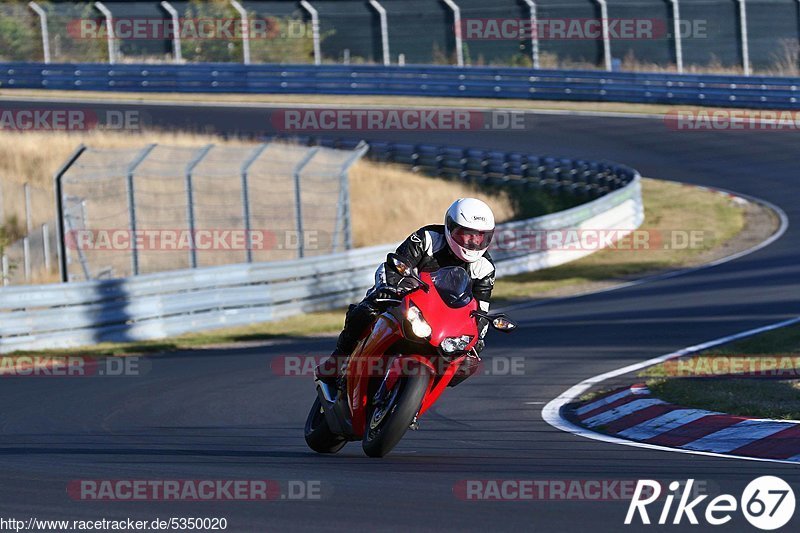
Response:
[1,99,800,532]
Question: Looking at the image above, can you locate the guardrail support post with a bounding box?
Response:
[522,1,540,69]
[160,1,182,63]
[240,143,269,263]
[292,147,319,259]
[125,143,157,276]
[737,0,751,75]
[54,144,86,283]
[230,0,251,65]
[442,0,464,66]
[369,0,391,65]
[185,145,214,269]
[593,0,613,71]
[668,0,684,73]
[94,2,117,65]
[300,1,321,65]
[28,1,51,64]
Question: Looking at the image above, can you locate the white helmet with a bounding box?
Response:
[444,198,496,263]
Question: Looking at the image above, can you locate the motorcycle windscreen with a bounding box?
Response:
[431,266,473,308]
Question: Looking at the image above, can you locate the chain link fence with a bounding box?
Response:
[0,179,58,286]
[1,1,799,72]
[49,141,366,282]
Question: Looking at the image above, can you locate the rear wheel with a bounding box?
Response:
[304,397,347,454]
[362,363,431,458]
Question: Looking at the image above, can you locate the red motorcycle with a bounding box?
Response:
[304,253,517,457]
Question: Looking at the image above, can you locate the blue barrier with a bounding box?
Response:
[1,62,800,109]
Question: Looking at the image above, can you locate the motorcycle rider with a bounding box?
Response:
[315,198,497,388]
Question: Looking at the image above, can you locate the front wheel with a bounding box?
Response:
[362,362,431,458]
[304,397,347,454]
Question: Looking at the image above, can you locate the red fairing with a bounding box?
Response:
[343,271,481,438]
[402,271,480,349]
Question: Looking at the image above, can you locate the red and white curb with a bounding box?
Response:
[572,384,800,462]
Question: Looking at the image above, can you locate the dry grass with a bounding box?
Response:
[0,130,520,284]
[349,162,515,247]
[491,178,747,302]
[642,318,800,420]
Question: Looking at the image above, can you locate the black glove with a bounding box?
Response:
[475,339,485,355]
[369,285,400,303]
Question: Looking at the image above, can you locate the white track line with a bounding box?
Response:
[539,184,797,464]
[542,316,800,465]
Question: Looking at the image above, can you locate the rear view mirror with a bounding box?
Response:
[492,316,517,332]
[388,253,415,277]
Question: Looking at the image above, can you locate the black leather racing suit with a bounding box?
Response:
[327,224,496,386]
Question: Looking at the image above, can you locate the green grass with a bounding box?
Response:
[492,178,745,304]
[642,324,800,420]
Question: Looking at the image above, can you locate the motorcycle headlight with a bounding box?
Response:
[441,335,472,354]
[406,303,432,338]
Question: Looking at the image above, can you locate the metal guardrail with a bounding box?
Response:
[0,140,643,353]
[1,62,799,109]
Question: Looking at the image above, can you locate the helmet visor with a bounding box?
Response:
[450,225,494,251]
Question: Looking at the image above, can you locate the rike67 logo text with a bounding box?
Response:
[626,477,795,530]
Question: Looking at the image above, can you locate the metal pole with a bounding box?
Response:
[125,143,157,276]
[160,1,182,63]
[522,0,540,69]
[28,2,51,64]
[184,144,214,269]
[441,0,464,66]
[668,0,684,73]
[737,0,751,75]
[240,143,269,263]
[94,2,116,64]
[334,142,369,252]
[593,0,612,70]
[300,1,321,65]
[23,183,32,235]
[292,147,319,259]
[54,145,86,283]
[23,237,30,281]
[42,223,51,272]
[229,0,251,65]
[1,254,9,286]
[369,0,391,66]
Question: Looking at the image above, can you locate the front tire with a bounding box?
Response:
[304,397,347,454]
[362,362,431,458]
